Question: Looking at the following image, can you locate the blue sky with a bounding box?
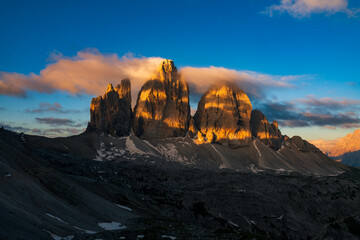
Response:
[0,0,359,140]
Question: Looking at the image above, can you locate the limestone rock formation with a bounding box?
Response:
[87,79,132,136]
[290,136,320,153]
[187,117,197,138]
[194,83,252,147]
[250,110,282,150]
[132,60,190,139]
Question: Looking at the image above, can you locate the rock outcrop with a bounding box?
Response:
[87,79,132,136]
[250,110,282,150]
[132,60,190,139]
[194,83,252,147]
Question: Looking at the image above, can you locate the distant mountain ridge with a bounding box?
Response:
[311,129,360,167]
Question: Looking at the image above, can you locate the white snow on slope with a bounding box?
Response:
[126,137,146,155]
[73,226,97,234]
[43,229,73,240]
[162,235,176,239]
[45,213,68,224]
[210,144,228,169]
[98,221,126,230]
[253,140,261,158]
[115,204,132,211]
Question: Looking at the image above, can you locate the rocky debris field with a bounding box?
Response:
[1,129,360,239]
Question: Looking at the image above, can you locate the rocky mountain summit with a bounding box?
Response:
[87,79,131,136]
[194,83,252,147]
[132,59,190,139]
[87,59,320,153]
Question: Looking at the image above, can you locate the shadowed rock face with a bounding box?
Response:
[87,79,132,136]
[250,110,282,150]
[132,60,190,139]
[194,83,252,147]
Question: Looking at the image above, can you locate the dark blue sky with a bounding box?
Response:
[0,0,359,140]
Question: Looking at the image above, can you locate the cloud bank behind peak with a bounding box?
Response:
[0,49,301,106]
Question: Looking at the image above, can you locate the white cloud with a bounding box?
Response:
[265,0,359,18]
[0,49,306,105]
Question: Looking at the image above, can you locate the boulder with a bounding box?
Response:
[87,79,132,136]
[132,60,190,139]
[194,83,252,147]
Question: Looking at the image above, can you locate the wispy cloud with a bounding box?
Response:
[0,49,305,104]
[0,122,30,132]
[25,102,79,114]
[35,117,83,127]
[297,95,360,110]
[257,96,360,129]
[180,67,305,99]
[265,0,359,18]
[0,50,164,105]
[42,128,84,136]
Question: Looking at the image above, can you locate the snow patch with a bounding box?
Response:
[73,226,97,234]
[253,140,261,158]
[98,221,126,230]
[43,229,73,240]
[229,221,239,227]
[162,235,176,239]
[126,137,146,155]
[45,213,68,224]
[115,204,132,211]
[4,173,11,177]
[137,235,145,239]
[210,144,228,169]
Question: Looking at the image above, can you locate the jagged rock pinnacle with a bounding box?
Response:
[133,60,190,139]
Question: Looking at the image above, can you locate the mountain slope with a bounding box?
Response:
[1,129,360,239]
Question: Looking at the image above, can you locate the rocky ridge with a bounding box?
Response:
[87,79,132,136]
[132,60,190,139]
[87,59,324,155]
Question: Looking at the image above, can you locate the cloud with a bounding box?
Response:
[265,0,359,18]
[0,107,5,111]
[35,117,83,127]
[32,128,41,133]
[0,50,164,104]
[26,102,79,114]
[257,98,360,128]
[297,95,360,110]
[180,66,300,99]
[1,49,302,105]
[0,122,30,133]
[43,128,84,136]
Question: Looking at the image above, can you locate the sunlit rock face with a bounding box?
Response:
[188,117,197,138]
[194,83,252,147]
[250,110,282,150]
[87,79,132,136]
[132,60,190,139]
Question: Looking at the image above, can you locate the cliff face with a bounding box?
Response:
[250,110,282,150]
[132,60,190,139]
[194,83,252,147]
[87,79,132,136]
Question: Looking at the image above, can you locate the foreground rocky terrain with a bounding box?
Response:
[1,129,360,240]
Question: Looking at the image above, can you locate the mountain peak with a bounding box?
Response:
[153,59,178,81]
[105,83,114,94]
